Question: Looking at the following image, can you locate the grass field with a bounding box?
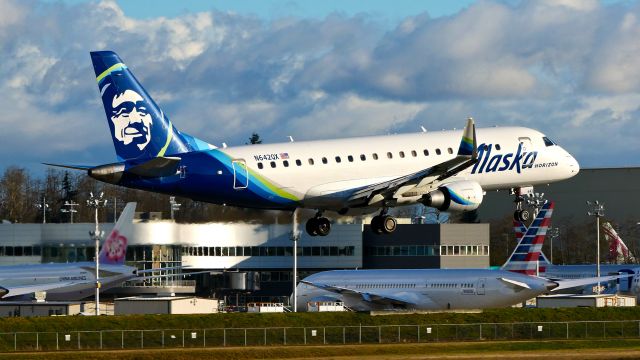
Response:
[1,339,640,360]
[1,307,640,333]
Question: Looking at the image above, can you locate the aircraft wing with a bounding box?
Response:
[346,118,478,208]
[0,281,85,299]
[300,280,415,306]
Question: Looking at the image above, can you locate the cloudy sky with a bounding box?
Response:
[1,0,639,174]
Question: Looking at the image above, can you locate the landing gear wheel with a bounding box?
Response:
[305,216,331,236]
[316,217,331,236]
[371,215,398,234]
[381,215,397,234]
[513,210,530,222]
[370,216,384,234]
[306,218,319,236]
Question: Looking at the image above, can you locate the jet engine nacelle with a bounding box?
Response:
[422,180,483,212]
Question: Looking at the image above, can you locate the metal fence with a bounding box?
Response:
[2,320,640,352]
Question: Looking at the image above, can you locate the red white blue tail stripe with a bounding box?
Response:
[502,201,554,275]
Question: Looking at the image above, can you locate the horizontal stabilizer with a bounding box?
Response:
[43,163,93,171]
[551,274,622,292]
[499,277,531,290]
[128,157,181,177]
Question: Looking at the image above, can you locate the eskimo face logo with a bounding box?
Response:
[110,89,153,151]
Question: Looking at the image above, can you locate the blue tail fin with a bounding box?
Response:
[90,51,213,161]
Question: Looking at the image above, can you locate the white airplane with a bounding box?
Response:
[49,51,580,236]
[295,202,615,311]
[508,220,639,294]
[0,203,139,300]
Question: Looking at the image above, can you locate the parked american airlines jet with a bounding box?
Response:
[295,203,614,311]
[507,220,639,294]
[0,203,138,300]
[48,51,579,236]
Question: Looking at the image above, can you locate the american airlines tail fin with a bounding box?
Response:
[513,220,552,266]
[99,202,136,265]
[603,222,636,264]
[501,201,554,275]
[90,51,214,162]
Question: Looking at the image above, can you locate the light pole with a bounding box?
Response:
[87,192,107,315]
[587,200,605,294]
[291,209,300,312]
[525,192,546,220]
[34,197,49,224]
[61,201,79,223]
[169,197,181,220]
[547,227,560,264]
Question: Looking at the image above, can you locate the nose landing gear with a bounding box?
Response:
[512,186,535,222]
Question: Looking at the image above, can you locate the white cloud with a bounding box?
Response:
[0,0,640,171]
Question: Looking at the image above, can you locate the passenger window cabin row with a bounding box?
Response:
[256,147,459,170]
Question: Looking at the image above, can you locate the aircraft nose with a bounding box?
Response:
[567,154,580,176]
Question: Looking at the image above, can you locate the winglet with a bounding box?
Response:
[457,117,477,159]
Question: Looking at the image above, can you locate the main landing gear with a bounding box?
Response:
[306,213,331,236]
[370,209,398,235]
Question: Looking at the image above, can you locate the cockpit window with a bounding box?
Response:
[542,137,556,147]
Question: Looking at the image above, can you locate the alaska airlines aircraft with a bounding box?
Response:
[0,203,138,300]
[506,220,639,294]
[295,202,613,311]
[48,51,579,236]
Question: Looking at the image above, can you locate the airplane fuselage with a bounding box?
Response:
[0,262,136,300]
[295,269,554,311]
[105,127,578,213]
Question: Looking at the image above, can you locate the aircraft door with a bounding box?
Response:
[617,270,634,292]
[476,278,486,295]
[518,137,532,153]
[232,159,249,189]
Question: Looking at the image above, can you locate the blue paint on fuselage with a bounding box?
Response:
[117,150,299,210]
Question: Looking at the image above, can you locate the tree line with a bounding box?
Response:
[0,166,290,224]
